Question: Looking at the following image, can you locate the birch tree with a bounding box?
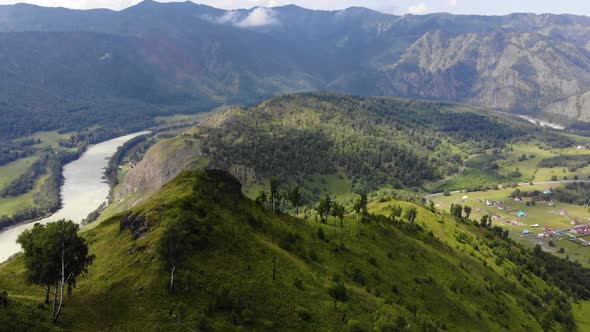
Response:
[159,219,190,294]
[18,220,94,322]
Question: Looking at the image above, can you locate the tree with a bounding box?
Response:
[450,204,463,220]
[270,178,281,214]
[316,195,332,223]
[255,190,268,209]
[328,283,347,310]
[159,219,191,294]
[288,186,303,215]
[480,214,490,227]
[18,220,94,322]
[331,202,346,242]
[17,223,56,304]
[464,206,472,219]
[353,193,367,221]
[331,202,346,225]
[404,206,418,226]
[390,205,403,221]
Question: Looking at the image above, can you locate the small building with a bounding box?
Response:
[543,189,553,195]
[531,224,540,228]
[523,230,531,235]
[518,211,526,217]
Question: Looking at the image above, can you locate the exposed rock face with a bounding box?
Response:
[115,138,202,207]
[1,4,590,122]
[544,91,590,121]
[377,31,590,116]
[119,212,149,239]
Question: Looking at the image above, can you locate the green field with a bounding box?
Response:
[574,301,590,332]
[0,174,48,216]
[31,130,73,149]
[496,142,590,182]
[0,156,37,189]
[0,130,74,217]
[427,141,590,192]
[430,184,590,267]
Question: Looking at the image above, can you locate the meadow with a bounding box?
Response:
[430,184,590,267]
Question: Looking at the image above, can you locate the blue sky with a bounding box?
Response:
[0,0,589,16]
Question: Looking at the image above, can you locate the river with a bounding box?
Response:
[0,131,150,262]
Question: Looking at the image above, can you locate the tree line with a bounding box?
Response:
[0,148,85,231]
[201,94,526,191]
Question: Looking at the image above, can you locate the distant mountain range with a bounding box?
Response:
[1,0,590,138]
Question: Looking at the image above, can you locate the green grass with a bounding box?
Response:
[0,170,580,331]
[0,174,48,216]
[0,156,37,189]
[574,301,590,332]
[430,185,590,267]
[427,141,590,192]
[30,130,73,149]
[494,142,590,182]
[497,143,555,180]
[154,107,229,126]
[427,168,508,192]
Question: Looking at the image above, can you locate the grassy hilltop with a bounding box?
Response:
[0,169,588,331]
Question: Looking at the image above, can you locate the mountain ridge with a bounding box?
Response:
[1,168,588,330]
[1,1,590,141]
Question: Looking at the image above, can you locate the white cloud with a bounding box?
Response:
[215,10,240,24]
[448,0,458,8]
[407,2,429,14]
[212,7,278,28]
[236,7,278,27]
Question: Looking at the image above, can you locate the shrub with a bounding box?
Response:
[317,227,326,241]
[351,268,366,285]
[309,250,319,261]
[368,257,377,266]
[296,307,312,321]
[347,320,366,332]
[293,276,303,290]
[0,291,7,308]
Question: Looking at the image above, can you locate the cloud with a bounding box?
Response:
[236,7,278,27]
[215,10,240,24]
[407,2,429,14]
[448,0,458,8]
[214,7,278,28]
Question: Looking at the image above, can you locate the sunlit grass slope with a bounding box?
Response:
[0,169,581,331]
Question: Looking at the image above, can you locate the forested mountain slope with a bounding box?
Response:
[1,169,588,331]
[115,93,538,207]
[1,1,590,140]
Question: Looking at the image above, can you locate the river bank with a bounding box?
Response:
[0,131,149,262]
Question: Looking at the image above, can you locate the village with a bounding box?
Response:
[432,184,590,263]
[476,188,590,247]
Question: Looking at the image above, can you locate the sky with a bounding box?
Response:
[0,0,589,16]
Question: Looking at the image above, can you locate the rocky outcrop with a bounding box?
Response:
[119,212,150,239]
[376,30,590,119]
[114,137,203,208]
